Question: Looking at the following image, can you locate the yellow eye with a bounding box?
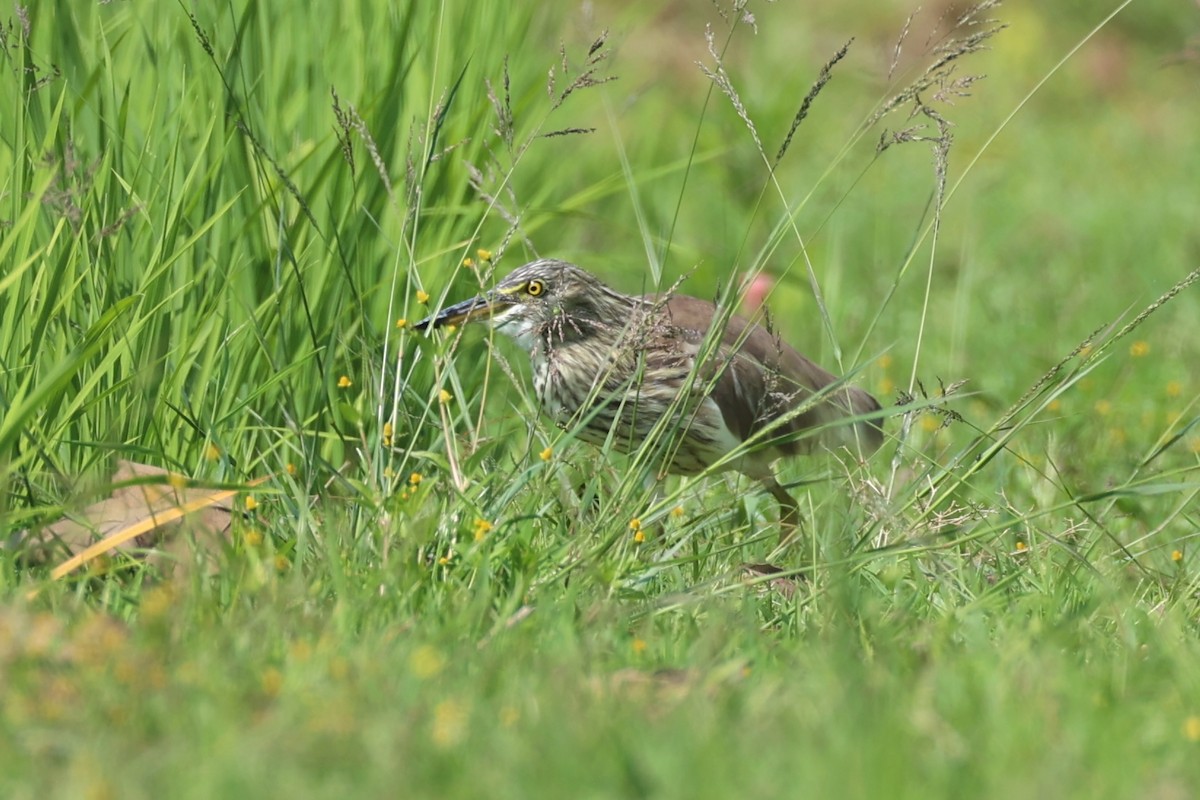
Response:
[526,279,545,297]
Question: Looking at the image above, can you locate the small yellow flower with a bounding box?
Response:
[274,554,290,572]
[1015,541,1028,552]
[385,467,396,480]
[260,667,284,697]
[140,586,175,621]
[877,354,893,370]
[167,472,188,490]
[245,495,258,511]
[286,462,297,476]
[539,447,553,461]
[439,389,453,404]
[243,529,264,548]
[631,638,647,654]
[477,248,493,262]
[633,530,646,544]
[383,422,394,446]
[329,657,350,681]
[1094,399,1112,416]
[1047,398,1062,412]
[1172,550,1184,563]
[409,472,423,486]
[416,290,430,305]
[337,375,352,388]
[463,257,475,269]
[1166,380,1182,398]
[289,640,313,664]
[409,645,445,679]
[473,518,493,541]
[1129,340,1150,357]
[431,700,467,748]
[445,324,457,334]
[1185,716,1200,742]
[671,506,685,518]
[438,555,452,566]
[629,518,642,532]
[396,318,408,329]
[204,443,221,461]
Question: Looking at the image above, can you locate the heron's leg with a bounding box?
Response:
[763,476,803,546]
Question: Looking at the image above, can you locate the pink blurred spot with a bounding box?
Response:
[740,272,775,315]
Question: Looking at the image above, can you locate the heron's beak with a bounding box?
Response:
[413,291,515,331]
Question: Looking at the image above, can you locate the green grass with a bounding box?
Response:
[2,1,1200,797]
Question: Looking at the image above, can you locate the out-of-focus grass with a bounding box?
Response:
[1,1,1199,797]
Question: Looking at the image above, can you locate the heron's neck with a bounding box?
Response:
[536,296,646,352]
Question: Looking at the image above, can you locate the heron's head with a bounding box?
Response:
[413,259,634,349]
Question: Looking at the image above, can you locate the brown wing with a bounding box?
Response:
[653,293,883,457]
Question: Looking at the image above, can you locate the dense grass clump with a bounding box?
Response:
[2,1,1199,796]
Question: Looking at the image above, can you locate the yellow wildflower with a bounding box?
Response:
[396,318,408,329]
[244,495,258,511]
[432,700,467,748]
[473,519,493,541]
[204,443,221,461]
[1129,341,1149,357]
[416,290,430,305]
[1172,550,1183,563]
[337,375,352,388]
[260,667,284,697]
[409,645,445,679]
[477,248,493,262]
[439,389,452,404]
[539,447,553,461]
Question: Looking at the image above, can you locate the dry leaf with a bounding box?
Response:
[19,460,255,580]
